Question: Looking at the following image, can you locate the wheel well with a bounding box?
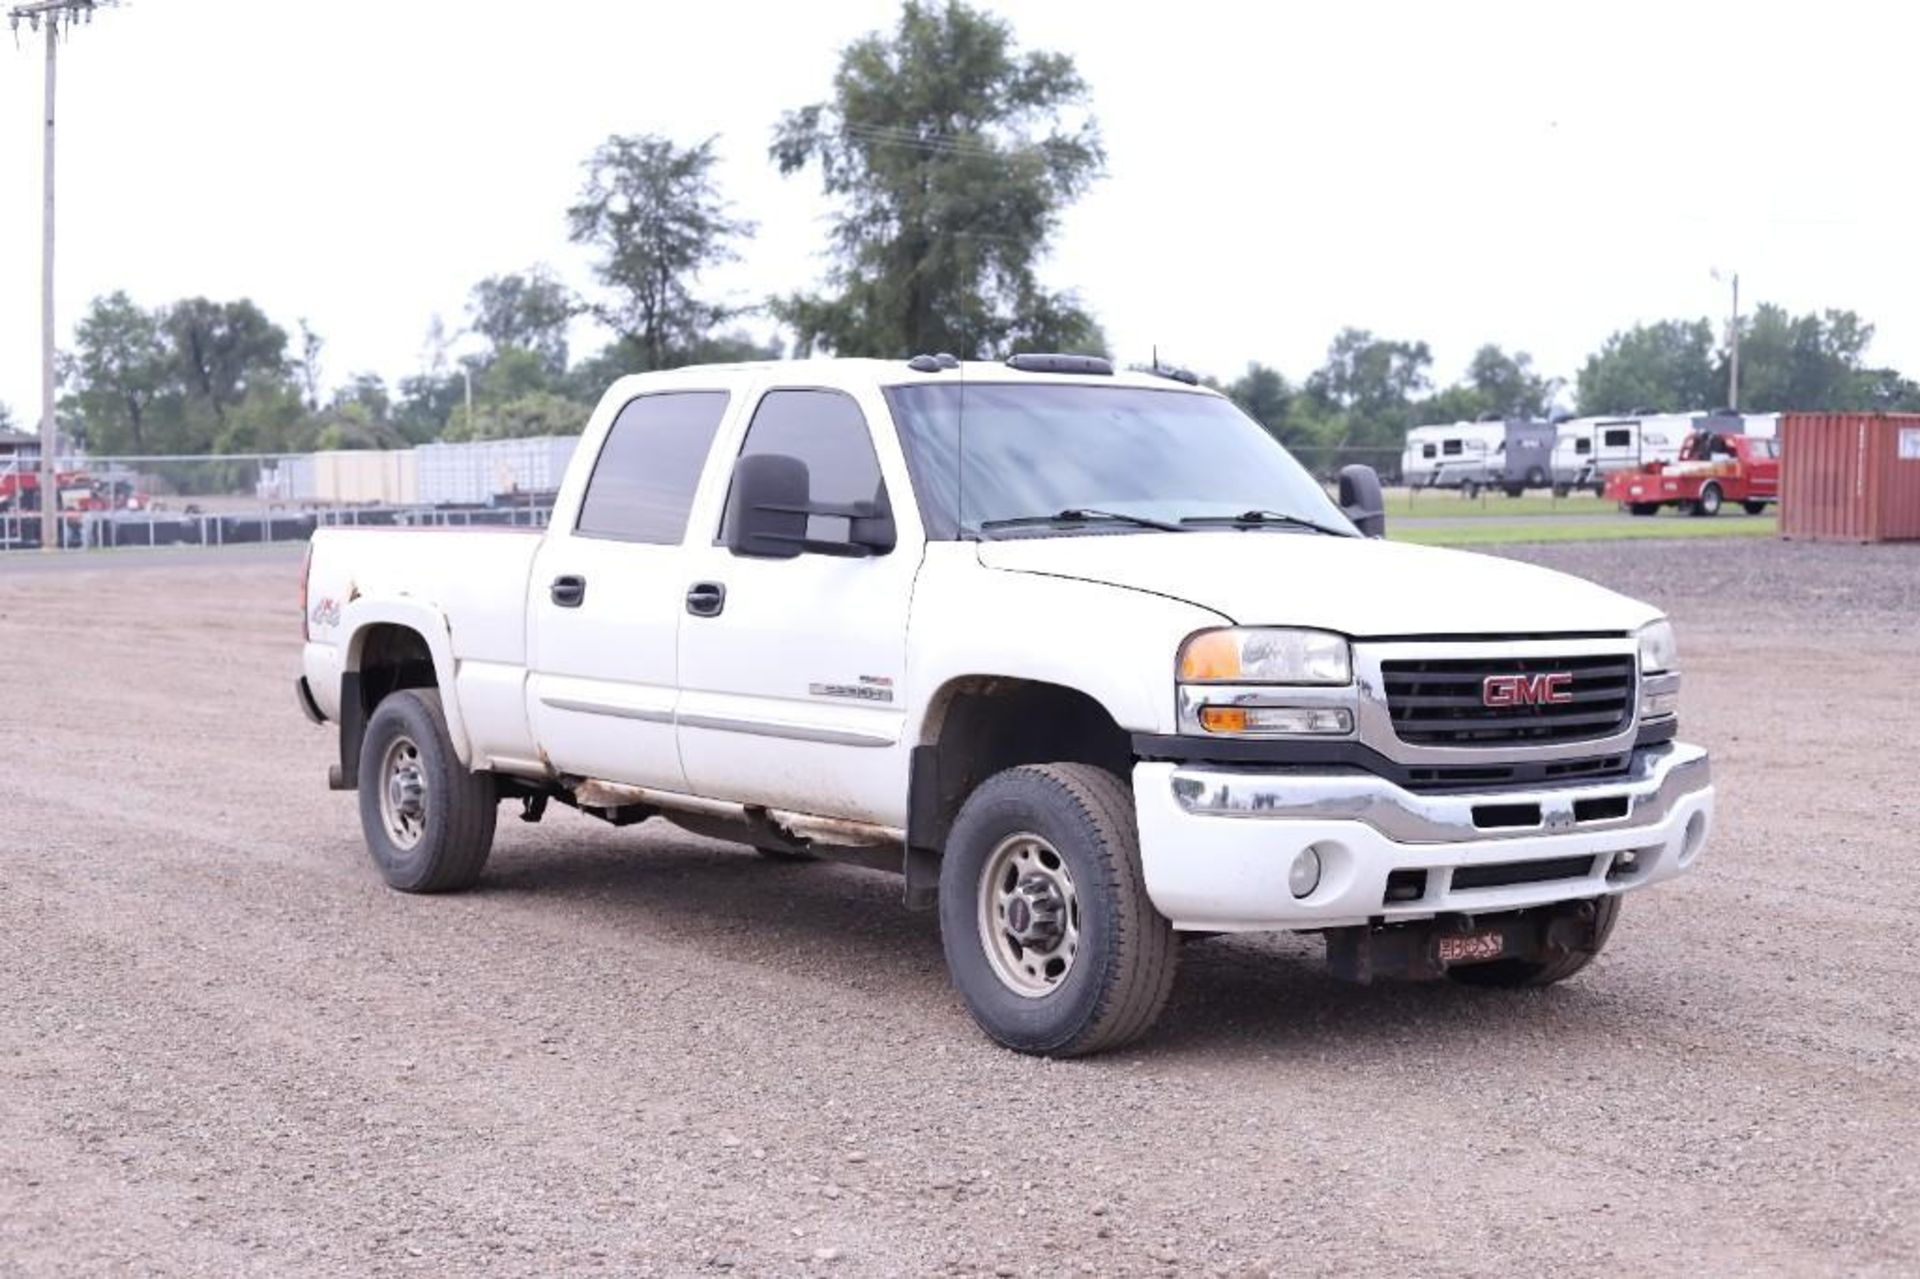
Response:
[907,678,1131,889]
[336,624,439,790]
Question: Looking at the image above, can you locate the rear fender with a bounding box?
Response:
[340,599,473,768]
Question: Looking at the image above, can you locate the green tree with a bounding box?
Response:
[771,0,1105,358]
[443,389,589,442]
[1224,363,1298,442]
[568,134,752,370]
[1305,328,1433,448]
[164,297,293,441]
[1419,345,1558,422]
[469,268,577,375]
[62,291,175,453]
[1576,319,1718,414]
[1723,305,1909,412]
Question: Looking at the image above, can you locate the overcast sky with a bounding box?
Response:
[3,0,1918,426]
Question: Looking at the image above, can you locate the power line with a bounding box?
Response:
[8,0,114,551]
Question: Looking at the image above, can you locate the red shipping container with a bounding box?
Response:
[1779,412,1920,542]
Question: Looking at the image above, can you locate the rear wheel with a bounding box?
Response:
[1447,895,1621,988]
[357,688,497,893]
[1628,502,1661,517]
[1692,482,1723,517]
[1742,499,1768,515]
[938,763,1177,1057]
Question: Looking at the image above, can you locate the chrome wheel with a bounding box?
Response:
[379,735,427,850]
[977,832,1080,997]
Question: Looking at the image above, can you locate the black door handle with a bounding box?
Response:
[686,581,726,617]
[551,574,586,608]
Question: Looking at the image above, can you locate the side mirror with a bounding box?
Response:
[724,453,897,559]
[1338,464,1387,539]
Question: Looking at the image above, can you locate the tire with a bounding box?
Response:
[1462,480,1481,500]
[1552,484,1571,499]
[1447,895,1622,989]
[1628,502,1661,517]
[357,688,498,893]
[1526,466,1547,488]
[1742,500,1768,516]
[938,763,1177,1058]
[1503,484,1525,499]
[1693,482,1722,517]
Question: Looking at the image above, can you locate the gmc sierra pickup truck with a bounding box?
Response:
[296,354,1713,1056]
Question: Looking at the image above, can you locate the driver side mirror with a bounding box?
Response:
[724,453,897,559]
[1338,464,1387,539]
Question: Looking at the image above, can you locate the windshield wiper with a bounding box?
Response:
[1179,509,1357,538]
[977,508,1188,535]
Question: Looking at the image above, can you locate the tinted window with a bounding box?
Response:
[576,391,730,543]
[1442,439,1463,456]
[1575,437,1592,454]
[1421,443,1436,458]
[1603,428,1633,448]
[732,389,884,541]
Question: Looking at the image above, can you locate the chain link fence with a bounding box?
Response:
[0,441,1432,554]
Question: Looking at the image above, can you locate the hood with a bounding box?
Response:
[975,532,1659,637]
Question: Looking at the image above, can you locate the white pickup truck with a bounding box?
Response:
[297,354,1713,1056]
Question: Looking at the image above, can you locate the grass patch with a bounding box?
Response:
[1393,516,1777,547]
[1388,490,1616,519]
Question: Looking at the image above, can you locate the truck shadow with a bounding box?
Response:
[473,825,1628,1065]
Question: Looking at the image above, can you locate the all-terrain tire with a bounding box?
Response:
[357,688,498,893]
[938,764,1177,1057]
[1446,895,1622,988]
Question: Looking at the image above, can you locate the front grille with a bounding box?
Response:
[1398,754,1629,794]
[1381,653,1636,747]
[1451,855,1597,891]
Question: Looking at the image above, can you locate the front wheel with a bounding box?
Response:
[357,688,498,893]
[1447,895,1621,988]
[938,763,1177,1057]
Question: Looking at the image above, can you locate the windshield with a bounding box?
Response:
[884,382,1356,538]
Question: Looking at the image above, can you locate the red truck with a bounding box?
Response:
[1605,429,1780,517]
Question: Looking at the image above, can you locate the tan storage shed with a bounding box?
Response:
[1779,413,1920,542]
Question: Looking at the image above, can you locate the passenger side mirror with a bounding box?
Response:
[1338,464,1387,539]
[724,453,897,559]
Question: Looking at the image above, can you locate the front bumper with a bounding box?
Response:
[1133,742,1712,931]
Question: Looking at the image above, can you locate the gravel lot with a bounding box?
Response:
[3,539,1916,1277]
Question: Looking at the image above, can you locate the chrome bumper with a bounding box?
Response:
[1169,742,1709,844]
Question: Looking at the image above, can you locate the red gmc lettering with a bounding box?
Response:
[1482,672,1574,708]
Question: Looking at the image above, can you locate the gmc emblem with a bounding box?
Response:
[1483,672,1574,708]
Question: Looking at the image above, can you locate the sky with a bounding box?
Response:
[3,0,1919,429]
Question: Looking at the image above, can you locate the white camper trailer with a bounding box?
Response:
[1551,414,1693,493]
[1402,421,1508,493]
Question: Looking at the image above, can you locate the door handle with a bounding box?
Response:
[685,581,726,618]
[551,574,586,608]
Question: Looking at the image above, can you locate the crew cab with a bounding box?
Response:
[1604,428,1780,516]
[296,355,1714,1056]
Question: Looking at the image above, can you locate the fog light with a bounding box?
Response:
[1288,847,1322,899]
[1199,705,1353,735]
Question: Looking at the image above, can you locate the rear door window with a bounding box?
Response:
[576,391,731,544]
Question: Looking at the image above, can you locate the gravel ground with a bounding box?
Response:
[2,538,1917,1277]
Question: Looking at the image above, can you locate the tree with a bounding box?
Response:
[568,134,752,371]
[1225,363,1297,442]
[1723,304,1912,412]
[771,0,1105,358]
[164,297,292,436]
[0,401,15,433]
[442,389,588,442]
[1305,328,1432,449]
[63,291,174,453]
[1576,319,1718,414]
[296,319,324,411]
[468,269,577,375]
[1418,345,1559,423]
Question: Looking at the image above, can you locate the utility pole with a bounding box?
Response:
[1727,272,1740,412]
[9,0,109,551]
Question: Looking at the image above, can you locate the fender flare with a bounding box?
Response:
[338,599,474,769]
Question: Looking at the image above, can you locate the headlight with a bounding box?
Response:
[1637,619,1678,674]
[1178,628,1352,685]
